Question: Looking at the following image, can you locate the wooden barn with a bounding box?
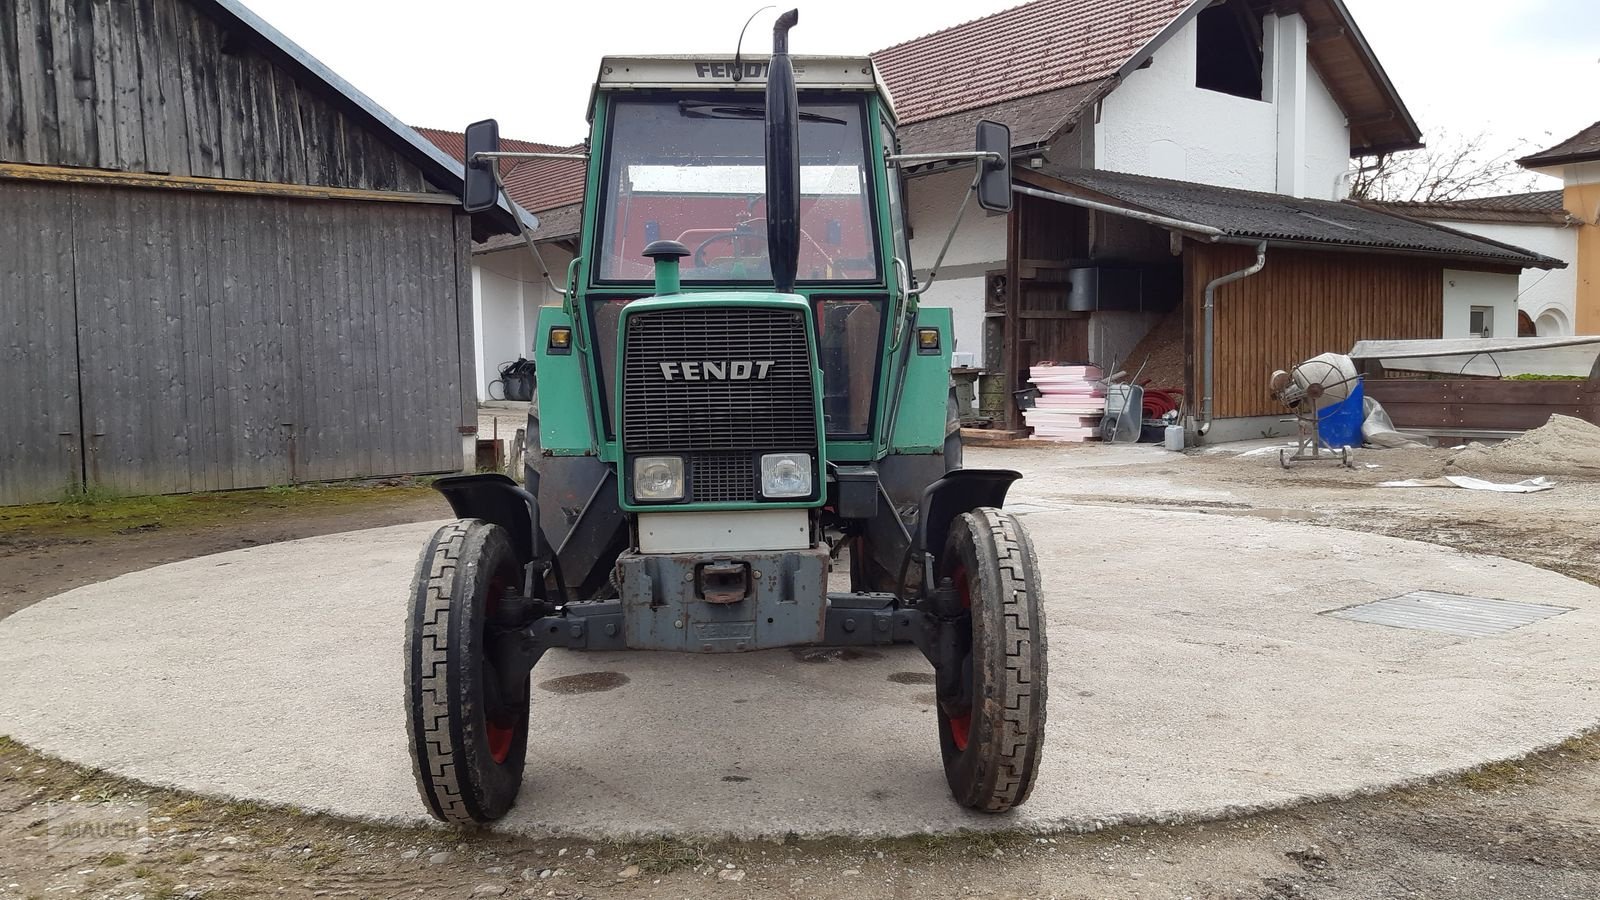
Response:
[0,0,517,505]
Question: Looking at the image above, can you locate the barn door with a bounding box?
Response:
[0,183,86,505]
[70,187,296,495]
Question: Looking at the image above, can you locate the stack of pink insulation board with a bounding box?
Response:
[1023,365,1105,441]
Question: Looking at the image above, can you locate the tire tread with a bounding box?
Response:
[405,520,481,825]
[946,507,1048,812]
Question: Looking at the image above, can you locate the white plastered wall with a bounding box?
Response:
[1426,221,1578,336]
[1095,12,1351,200]
[471,243,574,400]
[905,167,1009,367]
[1442,269,1520,339]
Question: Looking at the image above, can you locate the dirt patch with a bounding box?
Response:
[3,728,1599,899]
[886,671,935,685]
[0,482,444,624]
[537,671,631,694]
[1448,414,1600,479]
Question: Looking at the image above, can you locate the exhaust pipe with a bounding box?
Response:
[765,9,801,294]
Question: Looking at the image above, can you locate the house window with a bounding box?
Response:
[1195,2,1263,101]
[1469,306,1495,338]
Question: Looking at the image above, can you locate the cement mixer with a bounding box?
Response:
[1269,352,1362,468]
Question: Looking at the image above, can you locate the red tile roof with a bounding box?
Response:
[872,0,1194,125]
[1365,191,1570,226]
[414,127,586,216]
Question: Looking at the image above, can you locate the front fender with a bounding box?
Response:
[432,474,544,567]
[912,467,1022,595]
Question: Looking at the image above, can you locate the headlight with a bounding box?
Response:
[760,452,813,498]
[633,456,685,501]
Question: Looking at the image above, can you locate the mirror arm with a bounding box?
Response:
[488,160,569,298]
[885,150,1003,166]
[909,166,982,299]
[473,151,590,161]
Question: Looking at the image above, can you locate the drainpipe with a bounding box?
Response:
[1198,242,1268,436]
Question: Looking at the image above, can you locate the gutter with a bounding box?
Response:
[1198,242,1268,437]
[1011,184,1224,238]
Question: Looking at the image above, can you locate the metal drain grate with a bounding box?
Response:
[1325,591,1574,637]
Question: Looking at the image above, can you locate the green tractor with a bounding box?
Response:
[406,10,1047,824]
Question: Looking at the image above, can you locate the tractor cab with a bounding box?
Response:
[408,9,1048,827]
[584,57,894,445]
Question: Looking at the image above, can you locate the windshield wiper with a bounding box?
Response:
[677,101,846,125]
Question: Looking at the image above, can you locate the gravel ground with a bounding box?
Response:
[2,443,1598,899]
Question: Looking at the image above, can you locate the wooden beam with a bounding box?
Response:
[1348,111,1398,128]
[1017,310,1091,320]
[1307,24,1346,42]
[0,163,458,205]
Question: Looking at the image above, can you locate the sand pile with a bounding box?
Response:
[1121,310,1186,391]
[1447,414,1600,479]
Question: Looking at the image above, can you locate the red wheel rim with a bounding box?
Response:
[946,563,973,753]
[948,712,972,752]
[486,721,514,765]
[484,572,516,765]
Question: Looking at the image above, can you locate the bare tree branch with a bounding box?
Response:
[1348,129,1546,203]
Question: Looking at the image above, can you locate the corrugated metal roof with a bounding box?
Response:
[1518,121,1600,168]
[1037,167,1565,268]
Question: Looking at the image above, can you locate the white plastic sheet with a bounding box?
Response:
[1378,475,1555,493]
[1362,396,1425,449]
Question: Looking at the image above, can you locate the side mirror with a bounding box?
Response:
[461,118,501,213]
[974,120,1013,215]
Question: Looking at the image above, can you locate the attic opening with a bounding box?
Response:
[1195,0,1263,101]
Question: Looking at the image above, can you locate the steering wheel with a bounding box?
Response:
[691,225,833,271]
[693,230,746,269]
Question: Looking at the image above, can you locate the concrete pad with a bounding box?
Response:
[1,506,1597,840]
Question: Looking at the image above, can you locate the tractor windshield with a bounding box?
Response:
[596,94,880,284]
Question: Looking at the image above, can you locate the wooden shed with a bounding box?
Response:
[0,0,516,505]
[985,169,1565,440]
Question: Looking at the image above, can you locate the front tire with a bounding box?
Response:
[406,519,530,824]
[935,507,1048,812]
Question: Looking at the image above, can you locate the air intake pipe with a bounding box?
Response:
[765,9,801,294]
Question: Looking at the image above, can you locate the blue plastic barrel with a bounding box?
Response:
[1316,379,1365,448]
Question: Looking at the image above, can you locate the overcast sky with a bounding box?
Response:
[249,0,1597,164]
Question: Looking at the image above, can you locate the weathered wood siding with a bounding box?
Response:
[0,181,84,506]
[0,181,470,503]
[1186,244,1444,418]
[0,0,437,192]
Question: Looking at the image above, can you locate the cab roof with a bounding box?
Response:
[590,55,894,121]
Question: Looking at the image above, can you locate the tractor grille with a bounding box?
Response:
[621,307,818,504]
